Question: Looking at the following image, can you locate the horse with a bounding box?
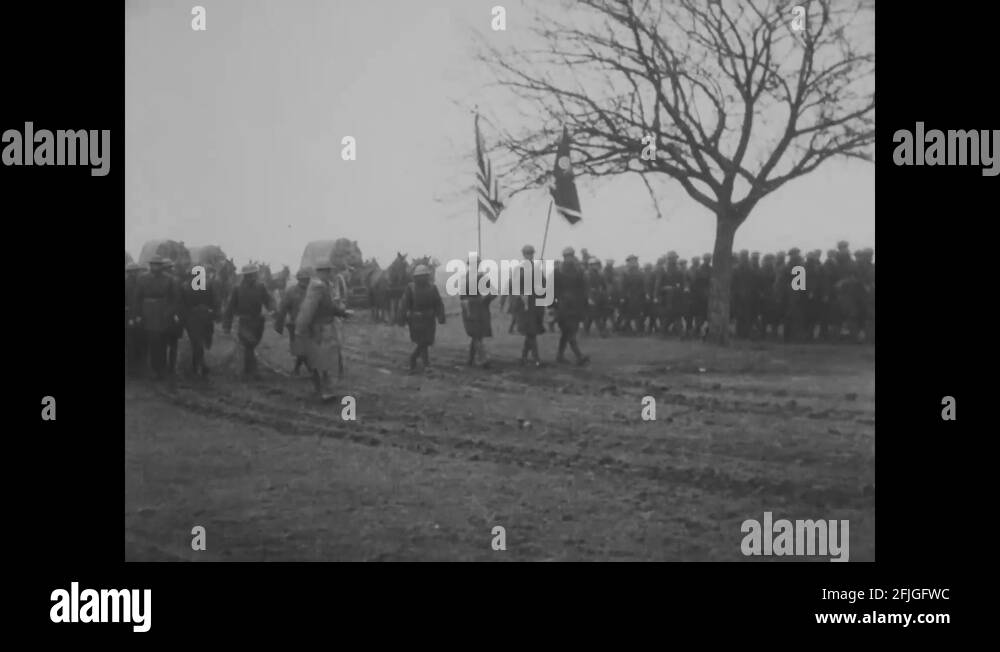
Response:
[368,252,409,323]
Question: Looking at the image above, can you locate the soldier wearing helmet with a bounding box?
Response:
[553,245,590,365]
[132,255,180,380]
[275,267,314,375]
[296,261,353,398]
[125,262,147,377]
[399,264,445,371]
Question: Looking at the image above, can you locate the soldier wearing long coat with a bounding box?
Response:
[295,261,352,397]
[399,265,445,370]
[275,268,312,375]
[125,263,147,377]
[618,255,647,334]
[179,269,217,376]
[223,265,275,377]
[132,256,180,380]
[460,270,495,367]
[553,248,590,365]
[583,259,610,337]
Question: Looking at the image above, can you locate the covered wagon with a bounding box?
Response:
[137,239,192,272]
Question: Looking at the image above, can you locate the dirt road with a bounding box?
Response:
[125,307,875,561]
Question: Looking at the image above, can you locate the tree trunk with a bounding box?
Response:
[707,214,741,345]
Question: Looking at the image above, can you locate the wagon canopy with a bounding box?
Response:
[188,245,228,270]
[137,239,191,270]
[299,238,363,272]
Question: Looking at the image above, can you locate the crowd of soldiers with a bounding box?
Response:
[512,239,875,346]
[125,254,353,400]
[125,238,874,399]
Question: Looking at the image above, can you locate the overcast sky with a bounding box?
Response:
[125,0,874,270]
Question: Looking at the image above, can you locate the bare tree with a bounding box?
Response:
[480,0,874,344]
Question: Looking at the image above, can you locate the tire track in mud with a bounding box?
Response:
[147,370,873,512]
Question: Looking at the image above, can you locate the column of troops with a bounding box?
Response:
[503,240,875,345]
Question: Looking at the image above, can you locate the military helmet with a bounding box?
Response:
[837,240,849,250]
[702,253,712,261]
[788,247,802,257]
[562,246,575,257]
[605,259,615,266]
[521,244,535,255]
[626,254,638,262]
[667,250,678,259]
[413,264,431,277]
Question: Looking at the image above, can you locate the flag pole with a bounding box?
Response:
[540,199,553,259]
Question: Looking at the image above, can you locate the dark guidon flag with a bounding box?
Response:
[550,126,582,224]
[475,113,503,223]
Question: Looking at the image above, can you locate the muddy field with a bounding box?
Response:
[125,301,875,561]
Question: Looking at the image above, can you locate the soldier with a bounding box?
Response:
[748,252,761,336]
[779,248,807,342]
[461,263,495,368]
[758,253,780,339]
[618,255,646,334]
[553,247,591,365]
[653,251,684,336]
[691,253,712,339]
[858,247,875,344]
[583,258,610,337]
[511,244,546,365]
[602,258,619,331]
[162,260,185,376]
[641,262,657,334]
[124,262,146,377]
[821,249,840,340]
[732,250,755,339]
[399,264,445,371]
[803,250,824,341]
[179,266,217,377]
[274,267,313,375]
[132,255,180,380]
[296,261,353,398]
[223,264,275,378]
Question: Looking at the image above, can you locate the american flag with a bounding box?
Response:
[475,113,503,223]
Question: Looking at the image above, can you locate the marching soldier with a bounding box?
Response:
[124,262,146,377]
[132,255,180,380]
[296,261,353,398]
[553,247,590,365]
[511,244,546,366]
[223,264,275,378]
[274,267,313,375]
[399,264,445,371]
[179,266,217,377]
[461,263,495,368]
